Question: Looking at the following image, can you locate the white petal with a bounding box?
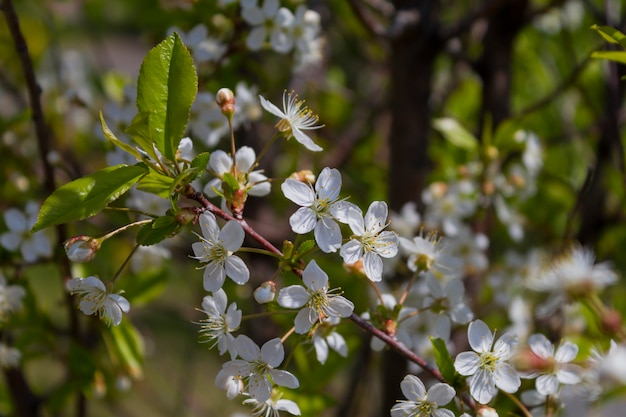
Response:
[203,178,222,197]
[208,150,232,174]
[259,95,286,118]
[3,208,27,232]
[363,252,383,282]
[248,172,271,196]
[108,294,130,313]
[294,308,315,334]
[198,212,220,240]
[454,351,480,376]
[241,6,264,25]
[203,289,227,314]
[555,341,578,363]
[315,168,341,200]
[235,146,256,171]
[557,364,582,385]
[281,178,315,206]
[302,260,328,291]
[234,335,260,362]
[327,296,354,318]
[372,231,399,258]
[277,286,310,308]
[340,240,363,265]
[528,333,554,359]
[494,363,521,393]
[203,264,226,292]
[400,375,426,401]
[326,332,348,357]
[428,383,455,405]
[493,333,517,360]
[314,217,342,253]
[536,374,558,396]
[270,369,299,389]
[261,338,284,367]
[468,320,493,353]
[275,399,301,415]
[364,201,388,233]
[291,127,322,151]
[0,233,21,251]
[330,201,361,224]
[313,336,329,364]
[469,369,496,404]
[225,256,249,285]
[290,207,317,234]
[248,373,272,402]
[220,220,245,251]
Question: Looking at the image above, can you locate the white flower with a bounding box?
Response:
[423,276,473,341]
[189,92,230,147]
[390,201,422,239]
[219,336,299,402]
[242,0,294,53]
[0,343,21,368]
[0,273,26,321]
[1,202,53,262]
[243,390,301,417]
[281,167,359,253]
[454,320,520,404]
[421,180,477,236]
[590,340,626,385]
[277,260,354,334]
[400,233,460,282]
[259,90,323,152]
[66,276,130,326]
[524,334,582,395]
[191,212,249,292]
[391,375,455,417]
[340,201,399,282]
[311,316,348,364]
[204,146,271,199]
[526,246,618,317]
[215,370,245,400]
[197,289,242,359]
[233,82,263,128]
[167,24,226,63]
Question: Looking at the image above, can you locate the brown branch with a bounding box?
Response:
[349,313,477,410]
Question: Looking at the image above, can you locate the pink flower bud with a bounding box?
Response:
[253,281,276,304]
[216,88,235,118]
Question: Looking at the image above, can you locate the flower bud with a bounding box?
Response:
[254,281,276,304]
[289,170,316,184]
[216,88,235,118]
[601,308,623,335]
[64,236,101,263]
[477,406,499,417]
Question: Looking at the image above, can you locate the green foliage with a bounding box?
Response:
[430,337,459,386]
[32,164,148,232]
[136,32,198,163]
[136,216,180,246]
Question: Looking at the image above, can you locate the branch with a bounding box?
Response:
[349,313,477,410]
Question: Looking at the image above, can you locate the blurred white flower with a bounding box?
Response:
[242,0,294,53]
[1,202,53,262]
[0,343,21,368]
[167,24,226,63]
[0,273,25,321]
[390,201,421,239]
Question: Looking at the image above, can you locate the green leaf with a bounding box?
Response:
[106,320,144,378]
[295,240,315,258]
[432,118,479,152]
[137,170,175,198]
[136,216,180,246]
[136,32,198,162]
[99,112,142,160]
[191,151,210,173]
[591,25,626,48]
[126,111,159,161]
[591,50,626,65]
[32,164,148,232]
[430,337,457,383]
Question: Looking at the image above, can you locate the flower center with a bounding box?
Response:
[479,351,498,372]
[308,290,330,319]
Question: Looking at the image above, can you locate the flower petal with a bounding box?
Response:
[221,220,245,251]
[340,240,362,265]
[261,338,284,367]
[302,260,328,291]
[314,217,342,253]
[400,375,426,401]
[270,369,299,389]
[428,383,455,405]
[224,256,249,285]
[315,167,341,201]
[281,178,315,206]
[290,207,317,234]
[277,286,310,309]
[454,351,480,376]
[468,320,493,353]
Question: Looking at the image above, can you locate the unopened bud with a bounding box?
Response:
[254,281,276,304]
[601,308,623,335]
[477,406,499,417]
[64,236,100,263]
[216,88,235,118]
[289,170,316,184]
[384,319,397,337]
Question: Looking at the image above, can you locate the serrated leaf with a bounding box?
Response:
[32,164,148,232]
[430,337,457,383]
[136,32,198,162]
[100,112,141,160]
[592,24,626,48]
[591,50,626,65]
[433,118,479,152]
[125,111,158,161]
[136,216,179,246]
[137,170,175,198]
[191,151,210,173]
